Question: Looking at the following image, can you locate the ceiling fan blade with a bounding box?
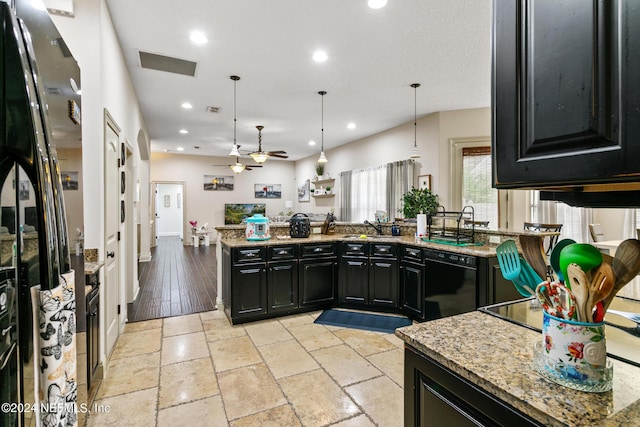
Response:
[245,164,263,168]
[267,150,287,154]
[267,152,289,159]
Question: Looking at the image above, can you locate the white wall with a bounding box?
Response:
[150,153,296,242]
[156,184,183,237]
[295,107,492,220]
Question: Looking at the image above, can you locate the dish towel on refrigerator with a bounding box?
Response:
[30,270,78,427]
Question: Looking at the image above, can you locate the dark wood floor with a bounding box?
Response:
[127,236,217,322]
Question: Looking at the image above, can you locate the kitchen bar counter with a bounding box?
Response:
[395,310,640,426]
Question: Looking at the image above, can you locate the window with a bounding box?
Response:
[531,191,592,242]
[339,160,414,222]
[461,146,497,227]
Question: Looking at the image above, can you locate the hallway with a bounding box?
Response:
[128,236,217,322]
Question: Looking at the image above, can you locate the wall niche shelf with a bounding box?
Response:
[312,178,335,199]
[312,178,334,186]
[312,194,335,199]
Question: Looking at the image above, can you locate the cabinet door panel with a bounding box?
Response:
[339,258,368,304]
[493,0,640,187]
[268,261,298,312]
[370,259,398,308]
[232,265,267,316]
[299,259,336,306]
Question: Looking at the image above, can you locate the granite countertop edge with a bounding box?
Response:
[84,261,104,275]
[220,234,498,257]
[395,311,640,427]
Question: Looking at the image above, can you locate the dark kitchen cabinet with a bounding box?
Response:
[492,0,640,191]
[339,242,368,305]
[299,243,337,308]
[267,245,298,313]
[230,247,267,320]
[339,242,399,309]
[405,345,542,426]
[400,245,425,321]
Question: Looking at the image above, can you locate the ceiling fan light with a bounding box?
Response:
[318,151,328,163]
[230,163,245,173]
[251,152,270,164]
[228,144,240,157]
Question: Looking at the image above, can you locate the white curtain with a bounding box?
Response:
[386,160,415,220]
[532,192,593,243]
[623,209,637,239]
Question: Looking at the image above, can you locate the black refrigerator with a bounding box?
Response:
[1,0,79,425]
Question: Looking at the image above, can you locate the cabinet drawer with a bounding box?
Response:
[402,245,423,262]
[233,247,267,263]
[370,243,397,257]
[268,245,297,260]
[300,243,336,258]
[342,242,367,256]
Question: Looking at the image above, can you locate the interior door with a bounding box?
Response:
[104,116,120,357]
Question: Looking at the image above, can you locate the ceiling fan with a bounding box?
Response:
[212,154,263,173]
[248,125,289,163]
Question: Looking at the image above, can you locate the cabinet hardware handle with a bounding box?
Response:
[246,252,257,257]
[277,250,288,255]
[107,251,115,258]
[313,247,323,252]
[90,310,98,317]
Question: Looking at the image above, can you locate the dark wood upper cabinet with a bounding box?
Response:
[492,0,640,191]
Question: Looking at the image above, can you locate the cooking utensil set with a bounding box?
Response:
[498,237,640,323]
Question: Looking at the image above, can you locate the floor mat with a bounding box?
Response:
[314,309,412,334]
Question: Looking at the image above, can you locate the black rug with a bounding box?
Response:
[314,309,412,334]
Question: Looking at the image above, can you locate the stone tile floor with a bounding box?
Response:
[85,310,405,426]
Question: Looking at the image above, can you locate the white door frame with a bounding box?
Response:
[151,181,186,245]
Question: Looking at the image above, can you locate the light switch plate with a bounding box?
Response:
[312,227,321,234]
[489,235,501,244]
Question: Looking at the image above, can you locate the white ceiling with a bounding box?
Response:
[104,0,492,161]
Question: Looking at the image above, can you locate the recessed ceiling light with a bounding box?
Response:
[179,129,188,134]
[313,50,328,62]
[176,146,185,152]
[190,31,208,45]
[181,102,193,109]
[347,122,356,130]
[368,0,387,9]
[308,140,316,146]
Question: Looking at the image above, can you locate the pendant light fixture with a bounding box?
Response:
[318,91,328,163]
[410,83,421,159]
[230,157,245,173]
[228,75,242,157]
[251,126,270,163]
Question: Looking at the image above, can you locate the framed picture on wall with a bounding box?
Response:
[254,184,282,199]
[298,179,310,202]
[204,175,234,191]
[418,174,431,191]
[61,172,79,190]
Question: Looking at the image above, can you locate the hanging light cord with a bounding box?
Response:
[233,79,237,144]
[412,83,420,149]
[321,91,325,152]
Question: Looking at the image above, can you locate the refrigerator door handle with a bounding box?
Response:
[0,340,16,370]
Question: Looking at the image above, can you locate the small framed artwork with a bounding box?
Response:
[204,175,234,191]
[298,179,310,202]
[418,174,432,191]
[164,195,170,207]
[61,172,79,190]
[18,181,30,200]
[254,183,282,199]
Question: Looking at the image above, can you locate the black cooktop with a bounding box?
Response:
[480,296,640,367]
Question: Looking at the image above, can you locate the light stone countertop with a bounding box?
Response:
[395,311,640,427]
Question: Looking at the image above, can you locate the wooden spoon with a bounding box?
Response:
[519,235,549,281]
[587,262,614,322]
[603,239,640,310]
[566,263,590,322]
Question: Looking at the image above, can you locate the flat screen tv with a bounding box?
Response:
[224,203,266,225]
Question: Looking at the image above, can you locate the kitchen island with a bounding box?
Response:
[395,303,640,426]
[215,223,560,324]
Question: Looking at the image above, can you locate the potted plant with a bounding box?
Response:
[400,187,439,219]
[315,162,325,180]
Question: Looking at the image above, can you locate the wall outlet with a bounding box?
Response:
[489,235,501,244]
[312,227,321,234]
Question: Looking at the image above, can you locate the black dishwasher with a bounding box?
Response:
[423,249,477,320]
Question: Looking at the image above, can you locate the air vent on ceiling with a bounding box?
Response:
[206,106,220,113]
[139,51,197,77]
